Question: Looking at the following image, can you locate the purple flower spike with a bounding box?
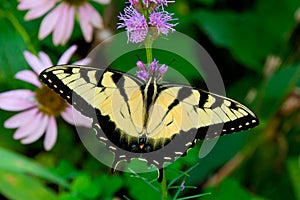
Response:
[158,64,168,75]
[142,0,150,7]
[149,59,159,72]
[136,58,168,81]
[118,6,148,43]
[129,0,139,5]
[129,0,143,11]
[143,0,173,7]
[157,0,171,6]
[119,1,177,43]
[137,70,149,81]
[137,60,146,70]
[149,11,177,35]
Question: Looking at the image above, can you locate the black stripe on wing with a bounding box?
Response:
[39,65,144,119]
[158,84,259,139]
[39,65,105,118]
[195,89,259,139]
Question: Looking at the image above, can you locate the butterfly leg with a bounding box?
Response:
[158,168,164,183]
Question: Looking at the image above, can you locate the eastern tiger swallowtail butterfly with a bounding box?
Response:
[39,65,258,181]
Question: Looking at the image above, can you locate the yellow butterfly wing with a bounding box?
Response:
[40,65,259,179]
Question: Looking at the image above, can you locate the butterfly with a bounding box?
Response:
[39,65,259,181]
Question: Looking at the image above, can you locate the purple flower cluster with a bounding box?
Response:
[130,0,172,8]
[136,59,168,81]
[118,0,177,43]
[118,6,148,43]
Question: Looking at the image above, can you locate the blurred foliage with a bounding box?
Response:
[0,0,300,199]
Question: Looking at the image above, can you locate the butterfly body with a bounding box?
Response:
[39,65,259,180]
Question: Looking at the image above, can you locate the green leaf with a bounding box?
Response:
[0,16,28,87]
[193,0,299,70]
[0,2,36,82]
[194,0,216,6]
[287,158,300,200]
[70,174,101,199]
[202,178,264,200]
[58,193,82,200]
[255,0,299,40]
[193,10,264,70]
[259,63,300,119]
[98,175,123,198]
[126,175,160,200]
[0,170,57,200]
[54,160,77,179]
[0,147,68,188]
[187,133,249,186]
[264,65,300,100]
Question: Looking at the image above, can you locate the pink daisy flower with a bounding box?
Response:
[17,0,110,45]
[0,45,92,150]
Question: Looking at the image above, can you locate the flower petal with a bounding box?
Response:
[53,3,69,45]
[38,52,53,69]
[61,5,75,45]
[57,45,77,65]
[0,89,34,98]
[61,106,92,127]
[18,0,54,10]
[78,4,93,42]
[13,112,43,139]
[85,3,103,29]
[4,108,39,129]
[0,97,35,111]
[72,108,92,127]
[93,0,111,4]
[38,3,62,40]
[24,1,56,20]
[73,57,91,65]
[44,116,57,150]
[60,106,75,125]
[23,51,44,74]
[15,70,41,88]
[21,114,49,144]
[0,90,35,111]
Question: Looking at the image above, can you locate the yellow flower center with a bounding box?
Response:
[63,0,88,6]
[35,86,68,116]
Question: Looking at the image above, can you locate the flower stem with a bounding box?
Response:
[145,35,153,64]
[143,14,167,198]
[160,168,168,200]
[139,0,148,17]
[4,11,37,54]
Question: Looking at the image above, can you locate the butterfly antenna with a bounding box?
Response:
[168,58,176,66]
[135,55,143,62]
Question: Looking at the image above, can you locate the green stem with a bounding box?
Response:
[145,36,153,64]
[4,11,37,54]
[160,168,168,200]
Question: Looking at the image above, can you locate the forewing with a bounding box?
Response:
[39,65,144,138]
[147,84,258,140]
